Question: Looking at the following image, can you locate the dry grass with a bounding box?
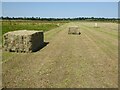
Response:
[2,22,118,88]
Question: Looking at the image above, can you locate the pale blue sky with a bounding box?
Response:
[1,0,119,2]
[2,2,118,18]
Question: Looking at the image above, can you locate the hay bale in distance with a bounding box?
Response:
[94,23,100,28]
[3,30,44,53]
[68,26,80,35]
[95,23,98,27]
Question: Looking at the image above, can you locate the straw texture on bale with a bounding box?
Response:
[3,30,44,53]
[68,26,80,34]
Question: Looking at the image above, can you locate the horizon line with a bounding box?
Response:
[1,16,119,19]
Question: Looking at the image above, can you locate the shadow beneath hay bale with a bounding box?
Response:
[94,26,100,28]
[32,42,49,52]
[68,32,81,35]
[44,42,49,47]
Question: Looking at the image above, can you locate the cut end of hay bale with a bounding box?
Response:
[3,30,44,53]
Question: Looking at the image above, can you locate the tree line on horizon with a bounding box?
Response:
[0,16,119,23]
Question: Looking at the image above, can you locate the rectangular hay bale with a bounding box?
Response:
[3,30,44,53]
[68,26,80,34]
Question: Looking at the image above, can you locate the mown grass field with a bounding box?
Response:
[2,20,67,34]
[1,20,67,61]
[2,21,118,88]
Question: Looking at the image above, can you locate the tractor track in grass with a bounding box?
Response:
[78,23,118,60]
[2,22,118,88]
